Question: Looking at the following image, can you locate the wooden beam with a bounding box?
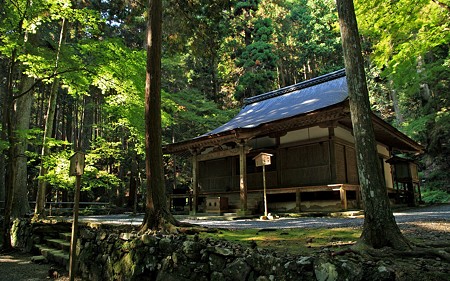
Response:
[341,184,360,191]
[197,147,250,162]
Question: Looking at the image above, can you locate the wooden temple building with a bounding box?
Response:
[164,69,423,214]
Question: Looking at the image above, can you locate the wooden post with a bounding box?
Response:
[296,188,301,212]
[239,143,248,213]
[328,127,337,182]
[191,153,199,214]
[340,186,348,210]
[253,152,273,217]
[69,174,81,281]
[262,165,268,216]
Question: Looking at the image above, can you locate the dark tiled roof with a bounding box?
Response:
[202,69,347,137]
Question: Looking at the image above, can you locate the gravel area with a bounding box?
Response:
[75,204,450,229]
[180,204,450,229]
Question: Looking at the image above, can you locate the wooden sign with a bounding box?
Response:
[253,152,273,167]
[69,152,85,176]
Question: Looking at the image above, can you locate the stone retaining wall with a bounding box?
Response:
[11,219,396,281]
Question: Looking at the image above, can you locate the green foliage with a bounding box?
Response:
[39,141,123,197]
[235,0,260,14]
[163,89,237,142]
[356,0,450,191]
[421,190,450,204]
[40,149,74,190]
[288,0,342,75]
[422,165,450,190]
[89,137,124,165]
[0,140,10,153]
[81,167,121,193]
[0,0,103,84]
[234,18,278,100]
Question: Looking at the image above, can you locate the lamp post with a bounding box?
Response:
[253,153,272,218]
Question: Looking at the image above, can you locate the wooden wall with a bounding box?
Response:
[199,158,233,192]
[278,142,331,186]
[198,139,361,192]
[335,141,359,184]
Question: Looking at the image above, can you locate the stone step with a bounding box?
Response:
[35,244,70,271]
[60,232,72,242]
[45,238,71,252]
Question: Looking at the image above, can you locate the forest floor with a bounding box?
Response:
[0,204,449,280]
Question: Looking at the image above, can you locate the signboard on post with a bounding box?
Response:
[69,152,85,176]
[253,153,273,218]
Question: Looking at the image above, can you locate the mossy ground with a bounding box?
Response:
[199,227,361,255]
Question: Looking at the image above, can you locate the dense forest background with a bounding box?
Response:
[1,0,449,218]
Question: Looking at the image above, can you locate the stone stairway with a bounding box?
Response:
[33,232,72,270]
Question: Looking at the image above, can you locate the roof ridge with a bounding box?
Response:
[243,68,346,105]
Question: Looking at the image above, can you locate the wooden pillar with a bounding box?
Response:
[417,182,422,203]
[340,186,348,210]
[328,127,337,182]
[191,152,199,215]
[296,188,301,212]
[238,142,248,214]
[276,136,282,188]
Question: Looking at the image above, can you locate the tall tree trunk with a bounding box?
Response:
[2,47,18,251]
[80,88,95,152]
[141,0,176,231]
[0,80,6,211]
[11,75,33,218]
[35,79,59,217]
[336,0,410,250]
[127,154,138,209]
[35,18,66,217]
[389,79,403,125]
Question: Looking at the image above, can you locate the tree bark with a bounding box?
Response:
[0,80,6,211]
[141,0,176,231]
[336,0,410,250]
[80,88,95,152]
[11,75,33,218]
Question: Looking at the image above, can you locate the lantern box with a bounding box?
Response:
[253,152,273,167]
[386,156,419,183]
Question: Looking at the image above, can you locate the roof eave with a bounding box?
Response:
[163,102,349,155]
[371,113,424,154]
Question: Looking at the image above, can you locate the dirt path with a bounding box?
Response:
[0,251,77,281]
